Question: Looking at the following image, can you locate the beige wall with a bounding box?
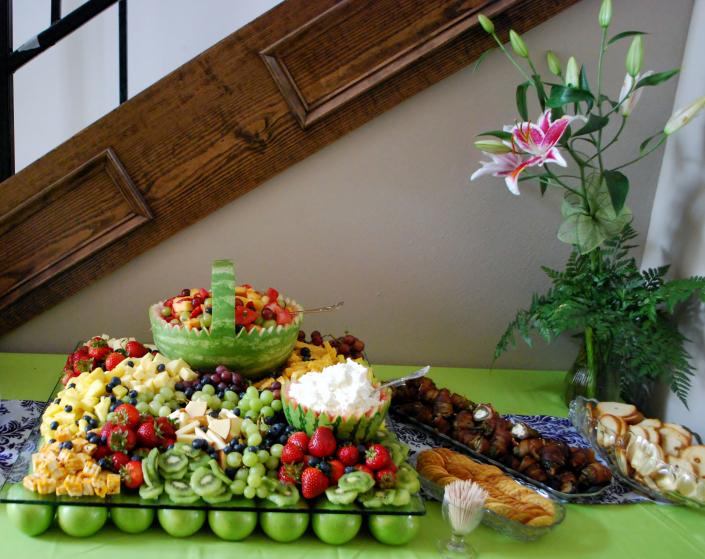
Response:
[643,0,705,432]
[0,0,694,373]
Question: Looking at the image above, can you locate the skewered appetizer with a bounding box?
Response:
[393,377,612,493]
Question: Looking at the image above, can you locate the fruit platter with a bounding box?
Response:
[0,260,425,545]
[570,397,705,508]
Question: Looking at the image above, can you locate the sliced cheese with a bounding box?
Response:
[208,418,231,440]
[185,400,208,418]
[229,417,243,439]
[176,432,197,443]
[176,420,199,435]
[205,429,226,450]
[194,426,209,441]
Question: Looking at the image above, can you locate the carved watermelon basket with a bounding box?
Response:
[149,260,303,378]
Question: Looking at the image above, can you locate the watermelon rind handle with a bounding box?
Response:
[210,259,236,337]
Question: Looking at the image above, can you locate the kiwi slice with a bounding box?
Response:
[188,455,212,471]
[158,450,189,475]
[208,459,232,485]
[190,466,224,497]
[172,442,200,458]
[143,448,160,487]
[325,486,358,505]
[337,471,375,493]
[161,464,189,481]
[266,482,300,507]
[358,489,385,508]
[391,488,411,507]
[139,482,164,500]
[165,479,200,504]
[202,488,233,504]
[394,464,420,493]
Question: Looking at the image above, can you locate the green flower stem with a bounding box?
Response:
[586,117,627,163]
[585,326,597,399]
[613,135,666,170]
[595,27,609,174]
[489,32,535,85]
[542,166,586,200]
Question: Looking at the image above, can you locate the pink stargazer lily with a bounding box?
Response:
[470,152,538,196]
[509,110,575,167]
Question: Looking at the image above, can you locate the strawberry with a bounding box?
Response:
[281,443,305,464]
[87,338,110,360]
[266,288,279,302]
[136,418,161,448]
[336,444,360,467]
[375,467,397,489]
[327,459,345,485]
[365,443,391,471]
[156,417,176,440]
[100,421,117,441]
[111,451,130,471]
[125,341,148,358]
[73,357,93,375]
[121,461,144,489]
[308,427,336,458]
[354,463,375,478]
[301,467,329,499]
[287,431,309,451]
[114,403,140,429]
[104,352,125,371]
[278,463,303,485]
[92,444,111,461]
[107,425,137,453]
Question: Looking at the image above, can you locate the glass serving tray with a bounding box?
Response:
[569,397,705,510]
[390,409,612,502]
[419,471,566,541]
[0,379,426,517]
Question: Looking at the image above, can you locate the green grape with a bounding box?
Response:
[202,384,215,396]
[245,424,259,436]
[260,406,274,418]
[238,399,250,412]
[168,400,179,410]
[241,419,254,431]
[159,387,174,400]
[208,395,222,410]
[246,386,259,400]
[242,451,259,468]
[256,450,269,463]
[153,394,164,405]
[149,401,161,415]
[224,390,238,403]
[192,390,203,401]
[243,486,256,499]
[221,400,235,410]
[137,391,151,403]
[256,485,270,499]
[158,405,171,417]
[135,401,150,414]
[247,433,262,447]
[259,390,274,404]
[271,399,283,412]
[270,444,283,458]
[245,410,257,419]
[247,476,263,489]
[251,463,266,478]
[231,479,246,495]
[235,468,249,481]
[226,452,243,468]
[249,399,263,413]
[174,390,186,401]
[266,469,278,480]
[265,456,279,471]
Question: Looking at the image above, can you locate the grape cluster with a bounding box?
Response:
[132,386,188,418]
[175,365,248,411]
[298,330,366,360]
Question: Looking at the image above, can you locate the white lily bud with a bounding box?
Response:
[599,0,613,28]
[626,36,644,78]
[565,57,579,87]
[546,51,562,77]
[474,139,512,154]
[477,14,494,34]
[509,30,529,58]
[664,96,705,135]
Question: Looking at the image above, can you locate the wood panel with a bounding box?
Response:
[0,0,578,335]
[0,149,151,311]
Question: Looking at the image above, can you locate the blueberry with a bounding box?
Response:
[110,395,117,403]
[50,421,58,430]
[279,435,289,444]
[233,408,241,416]
[126,361,134,367]
[344,466,355,474]
[129,390,138,398]
[64,441,73,450]
[239,392,246,400]
[129,398,138,406]
[174,382,184,392]
[308,457,321,467]
[98,457,110,469]
[111,376,121,386]
[208,447,217,457]
[105,384,113,393]
[68,383,76,389]
[247,446,258,453]
[48,438,56,444]
[184,387,195,398]
[217,390,225,399]
[357,444,367,454]
[264,416,275,425]
[269,424,282,436]
[64,405,73,412]
[87,433,98,444]
[234,444,246,453]
[192,438,208,450]
[319,462,331,475]
[235,324,244,334]
[131,455,142,461]
[225,467,236,479]
[110,403,118,412]
[206,306,213,314]
[209,410,219,418]
[157,364,166,372]
[300,347,311,358]
[100,435,107,445]
[285,425,296,435]
[167,443,175,450]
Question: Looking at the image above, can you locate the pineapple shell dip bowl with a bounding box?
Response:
[282,359,391,442]
[149,260,302,378]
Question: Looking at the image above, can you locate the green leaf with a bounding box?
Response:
[478,130,512,141]
[472,48,494,73]
[574,114,609,136]
[608,30,647,45]
[640,132,663,154]
[558,213,606,254]
[635,68,680,89]
[603,170,629,213]
[532,74,547,110]
[516,81,530,121]
[579,65,591,95]
[539,175,548,196]
[547,86,594,109]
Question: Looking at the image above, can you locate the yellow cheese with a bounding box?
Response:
[176,420,199,435]
[208,418,231,440]
[185,400,208,418]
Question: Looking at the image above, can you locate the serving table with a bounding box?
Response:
[1,352,704,558]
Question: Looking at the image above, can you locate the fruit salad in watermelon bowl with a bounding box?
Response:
[149,260,303,377]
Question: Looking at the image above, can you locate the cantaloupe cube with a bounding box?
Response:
[167,359,188,374]
[154,372,170,389]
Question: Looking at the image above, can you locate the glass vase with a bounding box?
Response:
[563,329,621,404]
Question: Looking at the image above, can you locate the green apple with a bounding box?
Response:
[157,508,206,537]
[312,500,361,545]
[259,500,309,543]
[5,485,54,537]
[368,514,420,546]
[208,503,257,541]
[57,505,108,537]
[110,506,155,533]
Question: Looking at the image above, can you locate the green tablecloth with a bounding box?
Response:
[1,352,704,558]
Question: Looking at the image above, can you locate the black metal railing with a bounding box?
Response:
[0,0,128,181]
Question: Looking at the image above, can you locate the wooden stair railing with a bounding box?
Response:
[0,0,578,335]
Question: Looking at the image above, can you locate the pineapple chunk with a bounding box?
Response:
[94,397,111,423]
[167,359,188,374]
[140,352,154,364]
[113,385,128,399]
[152,353,170,367]
[85,379,106,399]
[153,372,170,389]
[179,368,198,382]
